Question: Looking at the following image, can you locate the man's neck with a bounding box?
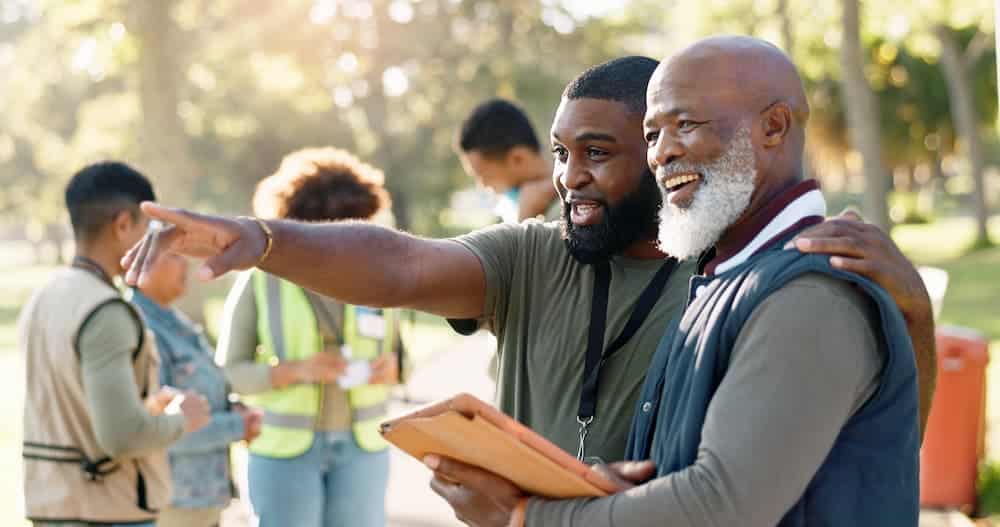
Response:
[716,176,801,252]
[75,243,122,281]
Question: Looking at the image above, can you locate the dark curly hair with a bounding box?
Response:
[253,147,391,222]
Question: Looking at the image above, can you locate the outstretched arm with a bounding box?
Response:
[123,203,486,319]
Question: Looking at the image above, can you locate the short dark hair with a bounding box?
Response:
[65,161,156,242]
[253,147,391,222]
[563,56,660,115]
[457,99,541,158]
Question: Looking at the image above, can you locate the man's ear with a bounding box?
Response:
[111,209,135,241]
[760,102,793,147]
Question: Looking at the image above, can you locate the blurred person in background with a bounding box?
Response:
[19,161,210,527]
[452,99,565,351]
[215,147,402,527]
[457,98,561,223]
[130,239,263,527]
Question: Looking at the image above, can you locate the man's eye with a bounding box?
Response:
[551,146,568,162]
[678,120,701,132]
[645,131,660,145]
[587,147,608,160]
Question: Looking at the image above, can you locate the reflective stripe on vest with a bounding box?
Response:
[263,402,389,429]
[249,271,391,456]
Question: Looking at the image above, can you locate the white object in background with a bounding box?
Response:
[337,362,372,389]
[917,266,949,321]
[337,344,372,389]
[164,392,185,415]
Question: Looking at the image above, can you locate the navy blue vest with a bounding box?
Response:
[625,241,920,526]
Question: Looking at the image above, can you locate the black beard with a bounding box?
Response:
[561,170,661,265]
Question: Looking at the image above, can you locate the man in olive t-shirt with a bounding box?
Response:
[454,220,693,462]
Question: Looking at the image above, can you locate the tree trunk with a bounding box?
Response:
[778,0,809,184]
[131,1,199,206]
[361,0,415,231]
[927,153,946,212]
[936,25,992,247]
[48,223,67,265]
[839,0,891,230]
[776,0,795,54]
[131,1,208,322]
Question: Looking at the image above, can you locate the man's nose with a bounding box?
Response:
[648,133,684,172]
[560,157,592,190]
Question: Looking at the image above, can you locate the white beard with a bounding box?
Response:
[656,126,757,261]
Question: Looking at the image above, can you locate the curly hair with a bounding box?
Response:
[253,147,391,222]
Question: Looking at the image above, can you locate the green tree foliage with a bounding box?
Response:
[1,0,996,242]
[1,0,643,237]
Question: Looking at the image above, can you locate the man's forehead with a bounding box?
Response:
[550,97,641,139]
[647,42,794,118]
[646,67,741,120]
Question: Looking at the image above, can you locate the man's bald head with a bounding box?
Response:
[660,35,809,131]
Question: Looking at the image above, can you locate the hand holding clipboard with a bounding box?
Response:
[379,393,620,498]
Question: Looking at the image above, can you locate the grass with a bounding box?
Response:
[894,216,1000,344]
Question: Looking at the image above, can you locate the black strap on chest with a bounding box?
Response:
[575,257,677,460]
[22,442,119,481]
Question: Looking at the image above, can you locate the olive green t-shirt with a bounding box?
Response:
[453,220,695,463]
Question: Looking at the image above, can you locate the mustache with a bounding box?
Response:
[655,162,706,181]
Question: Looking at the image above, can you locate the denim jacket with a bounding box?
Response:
[130,290,243,509]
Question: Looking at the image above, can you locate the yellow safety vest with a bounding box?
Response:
[248,271,393,457]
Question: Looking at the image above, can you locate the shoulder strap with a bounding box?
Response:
[578,258,678,420]
[579,261,611,420]
[604,258,678,357]
[75,298,146,364]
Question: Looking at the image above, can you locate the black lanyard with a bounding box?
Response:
[71,256,114,288]
[576,257,677,461]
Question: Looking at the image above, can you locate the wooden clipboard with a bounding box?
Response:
[379,393,618,498]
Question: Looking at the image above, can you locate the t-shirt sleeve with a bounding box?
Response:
[217,271,273,395]
[448,222,526,334]
[79,301,185,458]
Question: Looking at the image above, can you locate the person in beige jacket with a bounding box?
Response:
[19,161,210,527]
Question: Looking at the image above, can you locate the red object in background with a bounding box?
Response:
[920,326,991,509]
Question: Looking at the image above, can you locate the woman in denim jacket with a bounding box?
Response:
[130,250,262,527]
